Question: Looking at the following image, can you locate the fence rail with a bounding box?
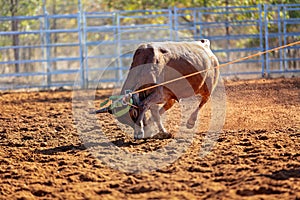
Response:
[0,4,300,90]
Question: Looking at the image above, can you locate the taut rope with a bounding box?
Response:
[131,40,300,95]
[97,40,300,110]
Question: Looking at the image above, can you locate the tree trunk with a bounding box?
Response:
[10,0,20,73]
[225,0,231,63]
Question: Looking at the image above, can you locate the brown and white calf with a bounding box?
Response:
[95,39,220,139]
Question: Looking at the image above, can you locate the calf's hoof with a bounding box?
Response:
[186,121,195,129]
[134,131,144,140]
[143,125,155,138]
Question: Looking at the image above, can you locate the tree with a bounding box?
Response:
[0,0,41,73]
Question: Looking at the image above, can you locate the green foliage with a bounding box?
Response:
[101,0,269,10]
[0,0,42,33]
[0,0,42,16]
[0,0,299,67]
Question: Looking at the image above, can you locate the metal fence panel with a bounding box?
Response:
[174,5,265,78]
[264,4,300,75]
[83,9,173,88]
[0,13,82,90]
[0,4,299,90]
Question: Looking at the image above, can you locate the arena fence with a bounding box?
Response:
[0,4,299,90]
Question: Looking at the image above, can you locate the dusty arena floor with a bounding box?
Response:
[0,77,299,199]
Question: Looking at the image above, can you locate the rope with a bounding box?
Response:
[98,40,300,109]
[131,40,300,95]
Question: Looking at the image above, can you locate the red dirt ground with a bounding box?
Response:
[0,77,299,199]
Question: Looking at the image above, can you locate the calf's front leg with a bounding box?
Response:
[134,107,148,139]
[133,91,165,139]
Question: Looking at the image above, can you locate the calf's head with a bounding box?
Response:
[93,93,141,128]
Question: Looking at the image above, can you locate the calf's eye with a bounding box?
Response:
[131,109,138,118]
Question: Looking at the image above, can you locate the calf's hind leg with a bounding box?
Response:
[159,99,176,115]
[150,105,167,133]
[186,95,209,129]
[143,99,175,138]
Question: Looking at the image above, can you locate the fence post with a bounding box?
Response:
[225,6,231,70]
[258,4,265,77]
[39,15,47,86]
[192,9,197,40]
[78,10,85,88]
[43,9,52,87]
[83,12,89,88]
[283,6,288,71]
[264,4,270,77]
[198,10,203,38]
[116,12,123,84]
[77,0,86,88]
[168,7,173,40]
[173,6,179,41]
[277,5,283,72]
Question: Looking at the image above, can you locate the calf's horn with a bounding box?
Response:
[89,106,112,114]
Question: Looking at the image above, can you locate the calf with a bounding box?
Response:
[95,39,220,139]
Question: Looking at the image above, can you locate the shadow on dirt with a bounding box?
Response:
[236,186,284,196]
[35,139,149,155]
[5,96,72,104]
[111,138,149,147]
[36,144,86,155]
[263,168,300,180]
